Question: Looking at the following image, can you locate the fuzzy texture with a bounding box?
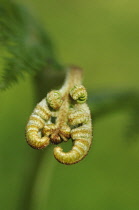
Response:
[54,103,92,164]
[26,99,51,149]
[26,66,92,164]
[70,85,87,103]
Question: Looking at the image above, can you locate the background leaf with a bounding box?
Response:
[0,0,61,90]
[89,90,139,139]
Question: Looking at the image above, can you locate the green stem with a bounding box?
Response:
[30,146,56,210]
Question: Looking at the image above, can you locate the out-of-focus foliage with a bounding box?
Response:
[89,90,139,139]
[0,0,61,90]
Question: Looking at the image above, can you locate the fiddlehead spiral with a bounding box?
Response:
[54,103,92,164]
[26,99,51,149]
[47,90,62,110]
[70,85,87,103]
[25,66,92,164]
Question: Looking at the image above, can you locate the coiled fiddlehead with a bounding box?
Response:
[26,99,51,149]
[26,66,92,164]
[54,103,92,164]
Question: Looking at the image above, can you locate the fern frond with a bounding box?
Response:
[0,0,61,90]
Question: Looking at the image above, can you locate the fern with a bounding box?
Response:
[1,1,138,137]
[0,0,61,90]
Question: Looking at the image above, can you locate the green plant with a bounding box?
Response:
[26,66,92,165]
[0,1,139,209]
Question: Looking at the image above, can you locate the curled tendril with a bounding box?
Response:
[54,103,92,164]
[25,66,92,164]
[47,90,62,110]
[26,99,51,149]
[70,85,87,103]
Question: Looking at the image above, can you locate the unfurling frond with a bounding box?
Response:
[26,66,93,165]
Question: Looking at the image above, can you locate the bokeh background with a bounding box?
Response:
[0,0,139,209]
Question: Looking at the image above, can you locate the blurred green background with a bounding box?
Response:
[0,0,139,209]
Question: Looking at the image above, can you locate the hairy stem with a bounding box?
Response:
[54,66,83,133]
